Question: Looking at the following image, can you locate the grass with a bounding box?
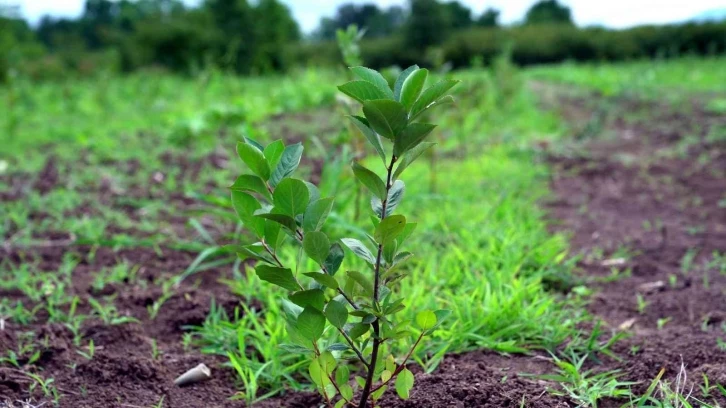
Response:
[528,57,726,97]
[2,57,723,406]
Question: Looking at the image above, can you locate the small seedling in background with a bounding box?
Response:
[680,249,698,274]
[636,294,648,315]
[228,66,458,407]
[657,317,671,330]
[668,274,678,288]
[76,339,95,360]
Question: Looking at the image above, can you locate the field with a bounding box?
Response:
[1,57,725,407]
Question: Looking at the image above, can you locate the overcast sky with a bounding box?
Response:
[6,0,725,31]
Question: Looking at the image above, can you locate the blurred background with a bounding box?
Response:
[2,0,726,81]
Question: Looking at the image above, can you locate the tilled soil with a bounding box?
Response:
[2,89,724,408]
[547,89,726,406]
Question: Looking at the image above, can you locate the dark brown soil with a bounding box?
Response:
[3,89,724,408]
[547,88,726,406]
[0,245,246,407]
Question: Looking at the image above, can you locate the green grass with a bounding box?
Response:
[11,56,712,404]
[184,67,588,399]
[528,57,726,97]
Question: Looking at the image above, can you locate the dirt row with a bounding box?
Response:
[2,88,725,407]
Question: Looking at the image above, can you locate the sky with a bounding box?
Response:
[6,0,726,31]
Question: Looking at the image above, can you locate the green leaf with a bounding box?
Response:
[400,68,428,111]
[244,137,265,151]
[264,221,282,252]
[394,65,419,101]
[309,357,330,387]
[303,197,334,232]
[393,142,435,180]
[273,178,310,217]
[395,368,414,399]
[338,80,389,103]
[297,306,326,342]
[324,300,348,328]
[289,289,325,311]
[348,323,370,340]
[371,180,405,218]
[279,343,313,354]
[256,212,297,232]
[349,116,386,164]
[303,272,339,289]
[431,309,452,330]
[224,243,275,264]
[303,231,330,265]
[229,174,272,201]
[256,265,300,291]
[304,181,320,203]
[319,351,337,375]
[397,222,417,245]
[347,271,373,297]
[270,143,303,188]
[350,66,394,98]
[324,243,345,275]
[231,191,265,237]
[394,123,436,157]
[352,162,386,201]
[410,79,460,119]
[372,385,387,400]
[263,140,285,170]
[363,99,408,139]
[415,310,437,330]
[237,142,271,180]
[340,238,376,264]
[374,215,406,245]
[335,366,350,386]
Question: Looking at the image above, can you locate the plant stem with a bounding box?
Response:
[357,155,396,408]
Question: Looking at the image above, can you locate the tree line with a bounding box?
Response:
[0,0,724,82]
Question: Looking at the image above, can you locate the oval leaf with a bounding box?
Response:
[270,143,303,188]
[400,68,428,111]
[263,140,286,170]
[338,80,389,103]
[393,123,436,157]
[340,238,376,265]
[349,116,386,164]
[289,289,326,311]
[273,178,310,217]
[352,162,386,201]
[297,306,326,342]
[374,215,406,245]
[394,65,419,101]
[363,99,408,139]
[323,243,345,275]
[304,272,339,289]
[231,191,265,237]
[395,368,414,400]
[371,180,405,218]
[415,310,437,330]
[410,79,460,119]
[237,142,271,180]
[303,231,331,265]
[324,300,348,328]
[303,197,334,232]
[350,66,394,98]
[256,265,300,292]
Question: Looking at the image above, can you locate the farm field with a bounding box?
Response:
[1,57,725,408]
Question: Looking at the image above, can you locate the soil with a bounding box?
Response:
[546,88,726,406]
[2,88,725,408]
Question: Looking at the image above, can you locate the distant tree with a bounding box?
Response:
[404,0,451,49]
[524,0,573,25]
[252,0,299,71]
[444,1,472,29]
[477,7,500,27]
[316,3,403,39]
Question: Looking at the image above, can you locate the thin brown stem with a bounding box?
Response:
[336,327,370,368]
[370,331,425,394]
[357,155,396,408]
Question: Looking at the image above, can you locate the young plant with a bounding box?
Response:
[228,66,458,407]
